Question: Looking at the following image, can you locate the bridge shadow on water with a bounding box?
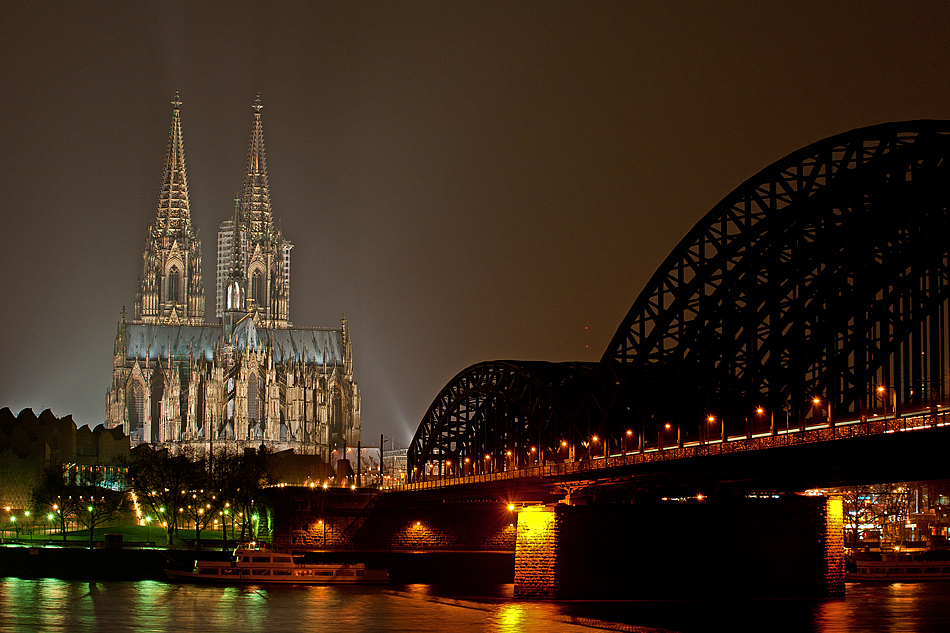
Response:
[412,581,950,633]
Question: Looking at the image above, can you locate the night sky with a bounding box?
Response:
[1,2,948,444]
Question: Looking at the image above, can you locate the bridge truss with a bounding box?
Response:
[407,361,595,479]
[409,120,950,482]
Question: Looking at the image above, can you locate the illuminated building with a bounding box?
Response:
[105,93,360,461]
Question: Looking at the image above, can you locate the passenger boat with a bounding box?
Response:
[165,542,389,585]
[848,553,950,581]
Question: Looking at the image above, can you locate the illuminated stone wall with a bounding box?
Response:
[823,495,845,596]
[268,488,517,552]
[513,507,557,598]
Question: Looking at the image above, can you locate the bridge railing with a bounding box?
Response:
[398,409,950,491]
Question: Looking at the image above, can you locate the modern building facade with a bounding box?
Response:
[105,93,360,462]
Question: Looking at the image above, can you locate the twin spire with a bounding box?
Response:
[155,91,272,236]
[154,90,192,238]
[142,92,279,326]
[241,93,274,239]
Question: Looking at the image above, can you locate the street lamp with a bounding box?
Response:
[708,415,724,443]
[812,397,823,426]
[877,385,896,419]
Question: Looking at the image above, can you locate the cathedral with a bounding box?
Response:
[105,93,361,462]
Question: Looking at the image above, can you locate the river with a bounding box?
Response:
[0,579,948,632]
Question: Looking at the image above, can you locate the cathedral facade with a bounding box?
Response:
[105,94,360,461]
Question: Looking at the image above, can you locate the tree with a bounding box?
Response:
[30,466,77,543]
[216,446,271,542]
[123,445,194,545]
[72,480,125,548]
[180,460,221,549]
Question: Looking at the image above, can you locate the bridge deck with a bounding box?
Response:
[399,409,950,493]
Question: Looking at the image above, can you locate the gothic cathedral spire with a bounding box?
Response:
[134,92,206,324]
[241,94,272,233]
[216,94,292,327]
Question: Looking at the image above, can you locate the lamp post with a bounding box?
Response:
[877,385,897,419]
[707,415,722,444]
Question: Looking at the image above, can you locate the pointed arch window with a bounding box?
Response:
[248,372,259,422]
[127,383,144,435]
[168,267,181,304]
[251,271,265,307]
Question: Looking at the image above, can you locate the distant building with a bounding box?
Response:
[0,408,129,511]
[105,93,361,462]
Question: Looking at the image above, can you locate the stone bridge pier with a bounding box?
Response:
[514,494,844,600]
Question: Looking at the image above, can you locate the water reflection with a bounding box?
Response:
[1,579,949,632]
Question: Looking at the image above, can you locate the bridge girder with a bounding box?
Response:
[408,120,950,482]
[591,120,950,449]
[407,361,595,478]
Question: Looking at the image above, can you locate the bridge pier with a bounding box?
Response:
[514,494,843,600]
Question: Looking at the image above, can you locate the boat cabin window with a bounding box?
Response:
[251,569,271,575]
[252,556,270,563]
[274,557,292,563]
[197,568,219,575]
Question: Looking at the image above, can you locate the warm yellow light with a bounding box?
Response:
[626,429,633,436]
[561,441,567,447]
[877,386,886,393]
[756,408,764,414]
[664,423,671,429]
[707,416,715,422]
[813,398,821,405]
[506,451,512,456]
[508,504,515,511]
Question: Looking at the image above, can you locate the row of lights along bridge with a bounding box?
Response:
[418,386,917,480]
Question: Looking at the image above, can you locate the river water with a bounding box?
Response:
[0,579,948,632]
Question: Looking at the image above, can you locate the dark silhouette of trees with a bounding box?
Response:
[124,446,195,545]
[30,465,125,547]
[124,445,272,546]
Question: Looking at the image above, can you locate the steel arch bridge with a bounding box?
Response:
[408,120,950,482]
[408,361,596,479]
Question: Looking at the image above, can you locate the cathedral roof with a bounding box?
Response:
[124,323,344,366]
